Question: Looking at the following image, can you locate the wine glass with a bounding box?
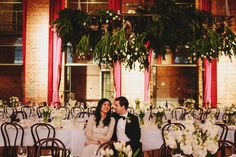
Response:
[17,146,28,157]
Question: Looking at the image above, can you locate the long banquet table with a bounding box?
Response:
[0,119,235,156]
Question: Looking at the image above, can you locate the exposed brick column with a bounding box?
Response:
[24,0,49,103]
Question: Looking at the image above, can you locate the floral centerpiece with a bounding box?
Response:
[183,98,195,110]
[135,101,148,125]
[100,141,139,157]
[224,104,236,125]
[152,104,165,127]
[165,117,218,157]
[51,109,67,127]
[9,96,19,107]
[0,100,3,108]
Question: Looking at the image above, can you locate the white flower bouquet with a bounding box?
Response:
[99,141,139,157]
[152,104,165,126]
[224,104,236,125]
[9,96,19,107]
[165,118,218,157]
[184,98,195,110]
[224,104,236,115]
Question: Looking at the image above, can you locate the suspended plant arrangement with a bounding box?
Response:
[52,0,236,70]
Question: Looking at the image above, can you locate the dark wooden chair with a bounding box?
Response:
[207,108,220,120]
[88,106,96,115]
[215,123,228,141]
[160,123,185,157]
[57,106,70,119]
[218,140,236,157]
[171,107,186,120]
[70,106,84,118]
[33,138,70,157]
[1,122,24,157]
[21,105,35,118]
[36,105,50,118]
[31,123,56,145]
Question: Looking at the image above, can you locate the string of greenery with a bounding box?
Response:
[53,0,236,70]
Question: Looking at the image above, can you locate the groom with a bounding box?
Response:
[111,96,142,157]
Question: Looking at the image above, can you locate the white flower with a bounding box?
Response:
[100,149,105,156]
[180,143,193,155]
[127,151,132,157]
[105,148,110,155]
[109,149,114,155]
[114,142,122,151]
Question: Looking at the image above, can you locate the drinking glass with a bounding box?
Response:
[17,146,28,157]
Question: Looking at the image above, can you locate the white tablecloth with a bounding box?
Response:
[0,119,235,156]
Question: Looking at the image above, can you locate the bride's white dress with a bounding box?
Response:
[81,115,115,157]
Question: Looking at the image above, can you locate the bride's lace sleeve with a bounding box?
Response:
[85,115,99,141]
[103,117,115,141]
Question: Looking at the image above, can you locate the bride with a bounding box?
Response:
[81,98,115,157]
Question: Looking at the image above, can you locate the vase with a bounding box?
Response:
[43,114,49,123]
[140,118,144,125]
[136,103,140,110]
[156,116,163,128]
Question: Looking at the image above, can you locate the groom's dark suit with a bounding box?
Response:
[111,112,142,157]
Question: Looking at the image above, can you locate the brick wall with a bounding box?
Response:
[211,0,236,105]
[24,0,49,103]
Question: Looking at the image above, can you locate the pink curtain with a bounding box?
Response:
[113,61,122,97]
[109,0,122,97]
[144,50,152,102]
[199,0,218,108]
[48,0,64,105]
[203,59,212,107]
[108,0,121,11]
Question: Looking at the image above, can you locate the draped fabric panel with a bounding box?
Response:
[23,0,27,103]
[113,61,122,98]
[199,0,218,107]
[109,0,122,97]
[48,0,64,105]
[203,59,212,107]
[108,0,121,11]
[144,50,152,102]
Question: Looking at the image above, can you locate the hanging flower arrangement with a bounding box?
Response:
[53,0,236,70]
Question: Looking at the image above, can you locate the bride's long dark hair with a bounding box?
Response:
[95,98,112,127]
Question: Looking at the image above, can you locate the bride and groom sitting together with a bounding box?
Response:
[81,96,142,157]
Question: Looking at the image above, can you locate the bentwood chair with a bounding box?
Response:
[34,138,70,157]
[21,105,35,118]
[36,105,50,118]
[218,140,236,157]
[171,107,186,120]
[1,122,25,157]
[214,123,228,141]
[87,106,96,115]
[31,123,55,145]
[3,106,17,117]
[207,108,220,120]
[70,106,84,118]
[30,123,56,156]
[160,123,185,157]
[57,106,70,119]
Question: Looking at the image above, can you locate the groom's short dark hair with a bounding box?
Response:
[115,96,129,109]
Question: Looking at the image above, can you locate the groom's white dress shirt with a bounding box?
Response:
[117,112,130,142]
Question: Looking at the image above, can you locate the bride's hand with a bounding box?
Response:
[84,140,98,146]
[98,139,107,144]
